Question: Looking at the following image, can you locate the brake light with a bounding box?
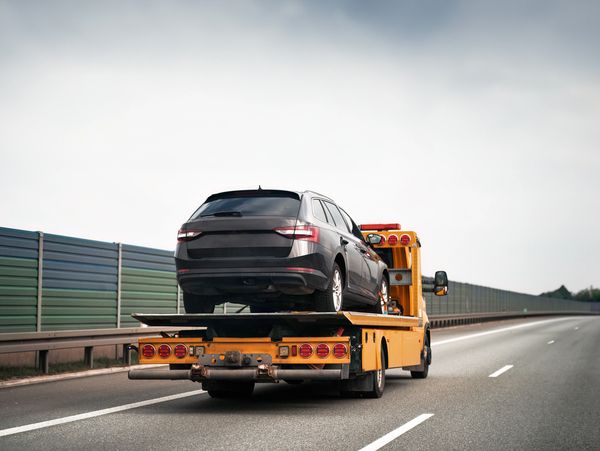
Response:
[274,225,320,242]
[387,234,398,246]
[177,229,202,242]
[174,344,187,358]
[400,234,411,245]
[360,223,401,231]
[316,343,330,358]
[158,344,171,358]
[299,343,313,358]
[333,343,348,358]
[142,344,155,358]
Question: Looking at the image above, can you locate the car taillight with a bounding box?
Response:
[177,229,202,242]
[274,225,320,243]
[174,344,187,358]
[387,234,398,246]
[299,343,313,358]
[142,344,155,358]
[400,234,411,245]
[333,343,348,358]
[158,344,171,358]
[316,343,330,358]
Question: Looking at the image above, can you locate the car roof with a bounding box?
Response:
[204,189,335,203]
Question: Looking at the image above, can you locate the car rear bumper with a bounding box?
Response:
[177,267,329,296]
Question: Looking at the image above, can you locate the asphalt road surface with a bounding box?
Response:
[1,316,598,450]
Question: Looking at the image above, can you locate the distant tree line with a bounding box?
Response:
[540,285,600,302]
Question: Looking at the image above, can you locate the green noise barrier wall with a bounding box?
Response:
[0,226,594,334]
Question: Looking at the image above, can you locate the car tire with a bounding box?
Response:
[183,292,217,313]
[373,278,389,314]
[314,263,344,312]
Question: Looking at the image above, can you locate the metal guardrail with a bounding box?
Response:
[0,326,186,374]
[428,311,597,328]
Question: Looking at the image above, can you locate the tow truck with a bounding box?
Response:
[128,224,448,398]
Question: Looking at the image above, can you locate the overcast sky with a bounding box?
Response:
[1,1,599,295]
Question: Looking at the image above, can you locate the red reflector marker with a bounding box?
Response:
[333,343,348,358]
[141,344,155,358]
[291,345,298,356]
[158,344,171,358]
[316,343,330,358]
[387,234,398,246]
[299,343,313,358]
[400,234,411,245]
[174,344,187,358]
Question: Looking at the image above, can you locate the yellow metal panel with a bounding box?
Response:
[340,312,419,328]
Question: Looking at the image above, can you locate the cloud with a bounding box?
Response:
[1,0,599,293]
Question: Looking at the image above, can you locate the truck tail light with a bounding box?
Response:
[299,343,313,358]
[274,226,320,243]
[158,344,171,358]
[141,344,155,358]
[174,344,187,358]
[333,343,348,358]
[387,234,398,246]
[316,344,330,358]
[291,345,298,356]
[177,229,202,242]
[400,234,411,245]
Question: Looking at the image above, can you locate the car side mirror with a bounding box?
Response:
[434,270,448,297]
[367,234,383,245]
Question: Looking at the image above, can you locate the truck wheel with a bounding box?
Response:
[205,381,255,398]
[314,263,344,312]
[366,346,386,398]
[411,334,430,379]
[183,292,217,313]
[373,278,389,314]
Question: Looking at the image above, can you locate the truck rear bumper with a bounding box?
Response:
[128,366,346,382]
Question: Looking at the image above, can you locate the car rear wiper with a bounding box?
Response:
[200,211,243,217]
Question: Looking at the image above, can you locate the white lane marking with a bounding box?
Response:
[489,365,514,378]
[432,317,572,348]
[0,390,205,438]
[547,340,555,344]
[358,414,434,451]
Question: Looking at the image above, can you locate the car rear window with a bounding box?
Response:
[190,196,301,219]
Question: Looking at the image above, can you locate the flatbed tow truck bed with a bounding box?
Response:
[128,311,428,398]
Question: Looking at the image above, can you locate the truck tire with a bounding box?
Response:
[340,345,386,398]
[410,334,430,379]
[365,346,386,398]
[314,263,344,312]
[204,381,255,398]
[183,292,217,313]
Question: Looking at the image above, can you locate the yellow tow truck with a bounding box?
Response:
[128,223,447,398]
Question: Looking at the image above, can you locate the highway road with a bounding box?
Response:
[1,316,598,450]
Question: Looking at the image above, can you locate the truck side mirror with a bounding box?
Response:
[434,271,448,296]
[367,234,383,245]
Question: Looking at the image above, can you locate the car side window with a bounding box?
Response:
[340,208,365,241]
[323,202,350,233]
[312,199,328,223]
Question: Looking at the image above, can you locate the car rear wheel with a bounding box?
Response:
[183,292,217,313]
[373,278,389,314]
[314,263,344,312]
